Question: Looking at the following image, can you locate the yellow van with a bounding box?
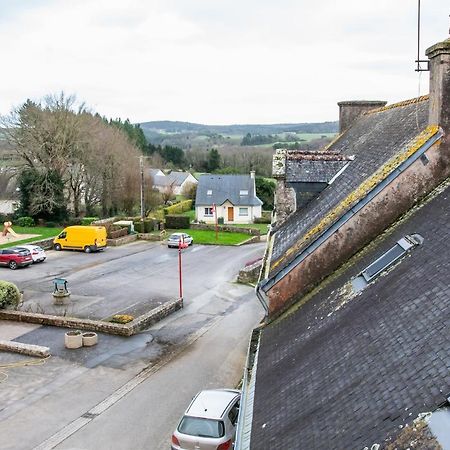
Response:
[53,226,107,253]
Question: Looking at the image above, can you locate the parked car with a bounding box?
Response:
[53,226,107,253]
[167,233,193,248]
[171,389,240,450]
[0,247,33,270]
[16,244,46,263]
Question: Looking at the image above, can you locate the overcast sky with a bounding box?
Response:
[0,0,448,124]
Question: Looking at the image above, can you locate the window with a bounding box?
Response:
[352,234,423,292]
[207,189,212,195]
[228,401,240,425]
[204,207,214,216]
[239,207,248,216]
[239,189,248,196]
[178,416,225,438]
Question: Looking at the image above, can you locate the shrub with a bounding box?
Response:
[254,216,271,224]
[17,216,35,227]
[163,200,193,216]
[81,217,99,225]
[144,219,157,233]
[133,222,144,233]
[66,217,83,226]
[165,215,190,229]
[45,221,57,228]
[0,281,21,309]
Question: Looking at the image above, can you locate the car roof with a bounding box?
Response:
[17,244,40,249]
[186,389,240,420]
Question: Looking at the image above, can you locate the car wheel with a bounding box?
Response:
[54,244,62,251]
[8,261,18,270]
[84,246,92,253]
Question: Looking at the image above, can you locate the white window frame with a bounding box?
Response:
[239,207,249,216]
[204,207,214,216]
[207,189,212,195]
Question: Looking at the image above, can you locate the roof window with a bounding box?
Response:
[352,234,423,293]
[207,189,212,195]
[239,190,249,196]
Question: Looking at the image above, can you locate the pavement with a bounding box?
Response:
[0,240,265,450]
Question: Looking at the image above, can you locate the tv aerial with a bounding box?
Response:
[415,0,430,72]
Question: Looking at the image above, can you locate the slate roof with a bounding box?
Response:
[250,178,450,450]
[270,97,431,274]
[285,151,352,183]
[195,174,263,206]
[153,171,195,187]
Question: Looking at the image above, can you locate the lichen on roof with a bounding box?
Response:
[366,95,429,115]
[270,125,440,273]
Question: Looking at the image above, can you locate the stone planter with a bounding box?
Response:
[82,332,98,347]
[64,330,82,349]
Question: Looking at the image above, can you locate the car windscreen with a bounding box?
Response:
[178,416,225,438]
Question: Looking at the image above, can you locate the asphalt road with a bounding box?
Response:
[0,241,265,450]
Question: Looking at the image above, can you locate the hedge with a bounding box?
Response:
[0,281,21,309]
[163,200,193,216]
[81,217,99,225]
[165,215,190,229]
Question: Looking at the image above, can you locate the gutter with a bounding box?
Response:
[258,130,443,295]
[235,326,262,450]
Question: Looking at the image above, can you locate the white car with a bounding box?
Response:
[17,244,46,263]
[167,233,193,248]
[172,389,240,450]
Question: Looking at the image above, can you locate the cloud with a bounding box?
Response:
[0,0,448,123]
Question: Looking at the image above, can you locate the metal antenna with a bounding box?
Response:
[415,0,429,72]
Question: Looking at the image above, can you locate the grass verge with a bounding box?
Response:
[0,226,62,249]
[166,228,251,245]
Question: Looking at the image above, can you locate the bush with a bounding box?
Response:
[165,215,190,229]
[17,216,35,227]
[144,219,157,233]
[163,200,193,216]
[133,222,144,233]
[0,281,21,309]
[66,217,82,226]
[81,217,99,225]
[254,216,271,224]
[45,221,57,228]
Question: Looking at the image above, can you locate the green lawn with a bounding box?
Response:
[227,223,270,233]
[0,226,62,249]
[166,228,251,245]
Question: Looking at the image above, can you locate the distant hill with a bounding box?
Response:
[139,120,338,136]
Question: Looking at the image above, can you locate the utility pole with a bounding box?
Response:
[140,155,145,222]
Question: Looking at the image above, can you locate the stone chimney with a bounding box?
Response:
[338,100,387,133]
[426,38,450,137]
[250,170,255,179]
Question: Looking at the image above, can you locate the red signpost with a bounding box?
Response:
[178,236,188,300]
[213,203,218,241]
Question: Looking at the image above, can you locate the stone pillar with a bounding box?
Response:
[338,100,387,133]
[426,38,450,136]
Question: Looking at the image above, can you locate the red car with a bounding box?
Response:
[0,247,33,270]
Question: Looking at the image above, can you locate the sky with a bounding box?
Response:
[0,0,448,125]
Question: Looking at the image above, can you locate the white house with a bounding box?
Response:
[195,171,263,224]
[152,170,198,195]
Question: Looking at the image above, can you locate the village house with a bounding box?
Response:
[151,170,197,196]
[235,36,450,449]
[195,172,263,224]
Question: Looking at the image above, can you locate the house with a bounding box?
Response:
[235,36,450,449]
[195,172,263,224]
[152,170,197,196]
[0,200,19,215]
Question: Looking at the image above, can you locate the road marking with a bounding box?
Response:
[32,315,224,450]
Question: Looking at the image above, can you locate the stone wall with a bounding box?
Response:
[238,259,262,284]
[106,234,138,246]
[338,101,387,133]
[190,223,260,236]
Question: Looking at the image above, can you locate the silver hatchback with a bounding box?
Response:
[171,389,240,450]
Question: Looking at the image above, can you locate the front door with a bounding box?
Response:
[227,207,234,222]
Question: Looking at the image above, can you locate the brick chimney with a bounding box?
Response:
[426,38,450,137]
[337,100,387,133]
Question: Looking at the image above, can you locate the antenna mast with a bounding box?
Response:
[415,0,429,71]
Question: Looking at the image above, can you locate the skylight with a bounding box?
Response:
[240,190,249,196]
[352,234,423,292]
[207,190,212,195]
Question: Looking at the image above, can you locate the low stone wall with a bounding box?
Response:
[30,237,55,250]
[237,259,263,284]
[0,339,50,357]
[238,235,261,245]
[137,233,162,241]
[107,234,138,246]
[190,223,261,236]
[0,298,183,337]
